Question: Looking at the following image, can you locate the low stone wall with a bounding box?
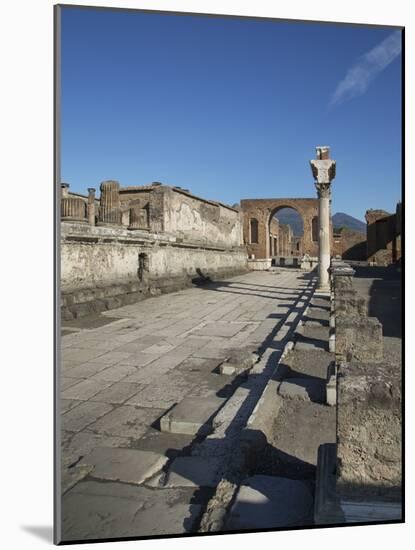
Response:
[329,260,401,508]
[61,222,248,319]
[247,259,271,271]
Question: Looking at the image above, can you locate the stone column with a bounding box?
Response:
[310,146,336,291]
[87,188,96,226]
[61,196,87,223]
[98,180,121,225]
[61,182,70,198]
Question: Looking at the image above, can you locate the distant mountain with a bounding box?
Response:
[274,208,303,236]
[273,209,366,236]
[332,212,366,234]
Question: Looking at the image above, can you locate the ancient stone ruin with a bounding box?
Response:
[59,146,402,540]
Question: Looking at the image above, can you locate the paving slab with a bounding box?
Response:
[87,405,164,439]
[62,401,113,433]
[62,464,94,495]
[142,342,176,355]
[226,475,313,530]
[61,379,113,401]
[90,381,145,404]
[160,395,225,435]
[61,377,83,391]
[125,373,195,409]
[163,456,223,488]
[59,270,317,538]
[192,343,230,360]
[61,399,82,414]
[129,428,196,456]
[61,431,131,469]
[80,447,168,484]
[90,363,139,382]
[62,361,113,379]
[62,347,107,363]
[62,482,203,540]
[193,322,249,338]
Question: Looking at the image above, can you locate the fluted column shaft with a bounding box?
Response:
[98,180,121,225]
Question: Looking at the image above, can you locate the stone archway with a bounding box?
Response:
[240,198,326,259]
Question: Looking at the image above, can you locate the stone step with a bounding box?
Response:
[294,324,329,352]
[278,377,325,403]
[310,297,331,310]
[303,306,330,328]
[282,348,333,380]
[159,395,226,436]
[78,447,168,485]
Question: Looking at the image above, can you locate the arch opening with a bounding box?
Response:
[269,206,304,259]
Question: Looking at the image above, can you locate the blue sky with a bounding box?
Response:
[60,7,402,221]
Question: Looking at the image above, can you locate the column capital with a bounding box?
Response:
[310,157,336,199]
[315,181,332,199]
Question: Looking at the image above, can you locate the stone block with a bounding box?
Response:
[226,475,313,530]
[79,447,168,484]
[326,362,337,407]
[336,316,383,362]
[314,443,343,524]
[278,378,324,403]
[336,361,401,502]
[219,348,257,375]
[160,395,225,436]
[219,364,236,375]
[335,288,368,317]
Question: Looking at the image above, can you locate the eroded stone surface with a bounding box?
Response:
[227,475,313,530]
[278,378,324,403]
[80,447,168,484]
[163,457,223,488]
[59,270,317,537]
[62,482,203,541]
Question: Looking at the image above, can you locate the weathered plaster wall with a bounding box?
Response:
[61,223,246,292]
[61,222,248,318]
[163,188,242,247]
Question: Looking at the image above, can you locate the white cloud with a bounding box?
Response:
[329,30,401,108]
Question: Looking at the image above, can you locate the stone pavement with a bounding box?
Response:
[59,269,315,542]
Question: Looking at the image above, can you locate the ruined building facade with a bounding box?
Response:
[240,198,322,259]
[365,203,402,266]
[61,181,247,319]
